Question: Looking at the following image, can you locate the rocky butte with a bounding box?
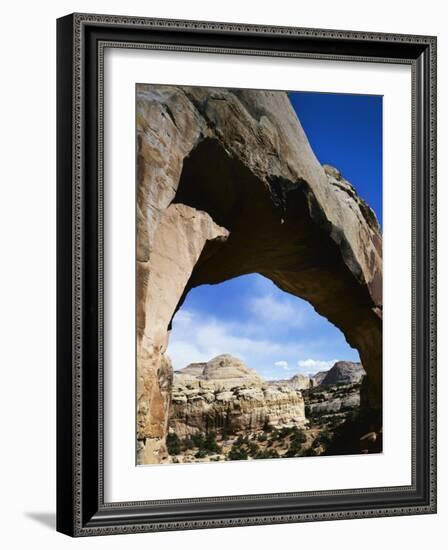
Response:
[136,85,382,464]
[320,361,365,386]
[170,354,307,438]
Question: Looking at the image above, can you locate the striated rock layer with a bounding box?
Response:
[136,85,382,464]
[170,355,306,438]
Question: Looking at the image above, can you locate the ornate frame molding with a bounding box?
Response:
[57,13,437,536]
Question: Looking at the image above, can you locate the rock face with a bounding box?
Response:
[320,361,366,386]
[136,84,382,464]
[301,361,365,443]
[170,355,306,438]
[187,354,263,390]
[304,382,361,419]
[136,204,229,463]
[271,373,312,390]
[312,371,329,386]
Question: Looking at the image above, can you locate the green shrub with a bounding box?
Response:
[254,448,280,459]
[191,433,205,448]
[228,447,248,461]
[181,437,195,451]
[284,440,302,457]
[203,431,221,453]
[248,442,259,456]
[278,427,293,439]
[166,433,181,455]
[181,431,222,455]
[313,429,332,448]
[262,419,273,432]
[290,428,306,445]
[234,435,250,447]
[221,426,234,439]
[300,446,317,457]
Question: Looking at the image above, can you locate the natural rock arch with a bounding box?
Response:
[136,84,382,464]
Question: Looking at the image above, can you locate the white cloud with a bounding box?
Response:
[165,272,358,378]
[274,360,290,371]
[168,341,210,371]
[296,358,337,374]
[173,309,193,324]
[168,308,297,372]
[167,303,355,380]
[248,293,306,327]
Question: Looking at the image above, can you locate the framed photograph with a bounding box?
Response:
[56,13,437,536]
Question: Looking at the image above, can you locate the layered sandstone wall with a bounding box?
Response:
[170,355,307,438]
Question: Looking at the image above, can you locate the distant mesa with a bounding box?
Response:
[319,361,365,386]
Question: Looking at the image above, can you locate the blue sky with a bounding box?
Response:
[289,91,383,226]
[167,91,382,380]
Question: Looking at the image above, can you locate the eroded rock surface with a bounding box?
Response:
[136,204,229,463]
[270,373,312,390]
[136,84,382,464]
[170,355,306,438]
[304,382,361,418]
[320,361,366,386]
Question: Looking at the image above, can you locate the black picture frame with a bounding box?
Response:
[56,13,437,537]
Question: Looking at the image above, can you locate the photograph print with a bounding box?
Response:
[136,84,383,466]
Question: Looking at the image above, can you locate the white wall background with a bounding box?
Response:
[0,0,445,548]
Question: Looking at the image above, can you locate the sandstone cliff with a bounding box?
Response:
[170,355,306,438]
[136,84,382,464]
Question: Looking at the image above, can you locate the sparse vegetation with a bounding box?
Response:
[255,448,280,459]
[167,382,363,463]
[167,431,222,457]
[203,431,221,453]
[166,433,181,455]
[228,447,248,461]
